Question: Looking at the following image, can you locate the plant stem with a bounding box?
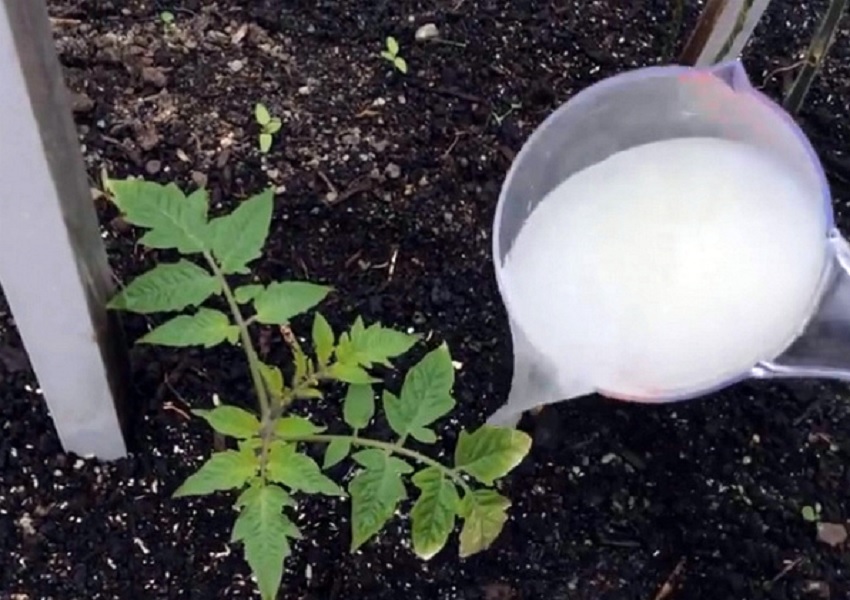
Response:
[204,252,270,418]
[279,433,473,493]
[203,251,275,479]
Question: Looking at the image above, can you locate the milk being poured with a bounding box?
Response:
[503,136,828,399]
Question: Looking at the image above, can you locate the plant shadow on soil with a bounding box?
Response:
[1,1,850,599]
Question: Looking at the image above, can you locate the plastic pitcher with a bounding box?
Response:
[487,59,850,427]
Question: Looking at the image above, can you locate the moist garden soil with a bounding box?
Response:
[2,0,850,599]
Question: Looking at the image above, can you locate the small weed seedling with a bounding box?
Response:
[802,503,822,523]
[254,103,282,154]
[159,11,176,31]
[381,36,408,74]
[105,178,532,600]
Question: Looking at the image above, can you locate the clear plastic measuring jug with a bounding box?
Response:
[488,59,850,427]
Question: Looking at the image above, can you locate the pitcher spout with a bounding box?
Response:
[756,230,850,382]
[706,59,752,91]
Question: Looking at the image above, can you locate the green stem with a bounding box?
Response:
[204,251,270,418]
[279,433,473,493]
[204,251,275,479]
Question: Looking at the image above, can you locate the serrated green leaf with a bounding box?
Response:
[295,387,323,400]
[206,189,274,274]
[312,313,335,367]
[344,384,374,430]
[457,489,511,558]
[267,443,344,496]
[173,449,258,497]
[267,118,282,134]
[323,438,351,469]
[394,57,408,74]
[108,260,219,314]
[259,133,272,153]
[293,344,311,383]
[383,344,455,438]
[107,179,208,253]
[410,467,460,560]
[235,284,265,304]
[258,362,285,400]
[336,321,419,369]
[349,449,412,551]
[253,281,333,325]
[454,426,532,485]
[139,308,237,348]
[231,482,300,600]
[192,405,260,439]
[386,36,399,56]
[327,362,379,384]
[410,426,437,444]
[236,480,297,510]
[255,103,271,126]
[275,416,326,437]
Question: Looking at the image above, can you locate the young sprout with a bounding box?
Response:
[160,11,175,26]
[254,103,282,154]
[381,36,408,74]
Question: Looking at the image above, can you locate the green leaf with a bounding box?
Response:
[457,489,511,558]
[206,189,274,274]
[107,179,208,253]
[454,426,532,485]
[259,133,272,153]
[382,344,455,438]
[192,405,260,439]
[258,362,285,400]
[349,449,413,551]
[327,362,379,384]
[275,416,326,437]
[255,103,271,126]
[267,443,344,496]
[394,57,408,74]
[386,36,399,56]
[173,449,258,497]
[344,384,374,430]
[235,284,265,304]
[335,321,419,369]
[410,467,460,560]
[323,438,351,469]
[108,260,219,314]
[139,308,238,348]
[410,426,437,444]
[802,505,818,522]
[293,344,311,383]
[267,118,282,134]
[231,482,300,600]
[253,281,333,325]
[312,313,335,367]
[380,50,395,62]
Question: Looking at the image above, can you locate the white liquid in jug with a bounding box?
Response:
[503,136,828,399]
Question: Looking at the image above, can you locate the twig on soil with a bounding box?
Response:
[387,246,399,282]
[415,83,489,107]
[653,557,686,600]
[162,402,190,421]
[766,557,804,587]
[442,131,467,158]
[759,60,807,89]
[49,17,82,26]
[314,168,338,196]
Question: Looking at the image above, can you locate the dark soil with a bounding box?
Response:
[2,1,850,599]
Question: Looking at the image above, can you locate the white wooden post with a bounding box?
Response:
[0,0,129,459]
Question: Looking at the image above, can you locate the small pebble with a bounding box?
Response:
[145,160,161,174]
[228,60,244,73]
[385,163,402,179]
[415,23,440,42]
